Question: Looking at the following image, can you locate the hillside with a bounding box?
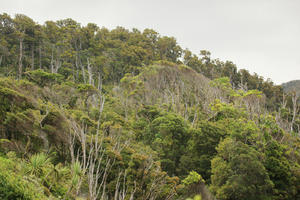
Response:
[283,80,300,96]
[0,13,300,200]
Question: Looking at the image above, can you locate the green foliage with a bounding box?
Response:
[0,13,299,200]
[147,112,188,175]
[0,172,35,200]
[0,155,47,200]
[182,171,204,186]
[211,138,274,200]
[25,69,63,87]
[210,77,234,97]
[28,153,51,176]
[179,122,225,181]
[186,195,202,200]
[0,83,33,121]
[77,83,97,93]
[264,140,297,199]
[210,99,247,120]
[70,161,82,187]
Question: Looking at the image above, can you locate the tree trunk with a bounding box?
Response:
[39,41,42,69]
[87,58,93,85]
[51,45,54,73]
[98,73,102,91]
[78,54,86,83]
[31,45,35,70]
[291,92,298,132]
[18,38,24,79]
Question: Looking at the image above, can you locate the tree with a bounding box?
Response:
[0,13,15,69]
[210,138,273,200]
[147,112,188,176]
[13,14,36,79]
[264,140,297,199]
[156,36,182,62]
[179,122,225,182]
[24,69,63,87]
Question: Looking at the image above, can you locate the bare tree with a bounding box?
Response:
[87,58,94,85]
[18,34,24,79]
[290,91,299,132]
[281,93,287,109]
[77,53,86,84]
[67,88,129,200]
[50,45,62,74]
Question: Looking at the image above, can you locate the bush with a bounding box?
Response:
[0,156,46,200]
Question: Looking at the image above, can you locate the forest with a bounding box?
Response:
[0,13,299,200]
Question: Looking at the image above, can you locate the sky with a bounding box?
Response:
[2,0,300,84]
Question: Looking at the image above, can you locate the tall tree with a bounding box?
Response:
[211,138,273,200]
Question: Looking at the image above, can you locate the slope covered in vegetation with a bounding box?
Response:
[283,80,300,96]
[0,13,300,200]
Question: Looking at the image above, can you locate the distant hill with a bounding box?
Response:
[282,80,300,96]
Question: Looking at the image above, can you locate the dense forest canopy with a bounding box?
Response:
[0,13,299,200]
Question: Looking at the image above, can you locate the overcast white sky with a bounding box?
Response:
[2,0,300,84]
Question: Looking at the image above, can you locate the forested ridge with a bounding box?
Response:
[283,80,300,97]
[0,13,299,200]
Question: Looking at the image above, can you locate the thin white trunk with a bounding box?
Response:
[53,59,61,73]
[39,42,42,69]
[31,45,35,70]
[18,38,23,79]
[78,54,86,83]
[51,45,54,73]
[87,58,93,85]
[290,92,298,132]
[98,72,102,91]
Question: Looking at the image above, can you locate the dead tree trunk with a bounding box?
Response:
[290,92,298,132]
[77,53,86,84]
[87,58,94,85]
